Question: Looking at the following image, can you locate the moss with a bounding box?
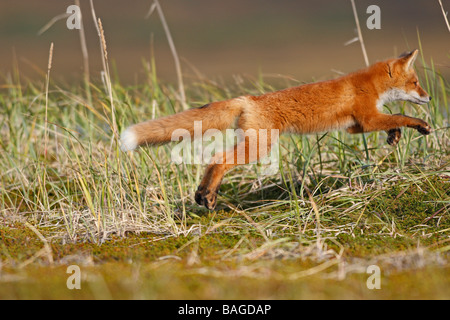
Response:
[367,176,449,232]
[1,175,448,299]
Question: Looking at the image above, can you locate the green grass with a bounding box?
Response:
[0,47,449,299]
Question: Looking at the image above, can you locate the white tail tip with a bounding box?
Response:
[120,127,138,152]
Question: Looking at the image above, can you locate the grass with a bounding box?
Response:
[0,39,449,298]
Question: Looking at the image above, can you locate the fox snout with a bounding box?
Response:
[406,83,432,105]
[424,95,432,102]
[417,85,431,102]
[410,90,431,104]
[417,91,431,103]
[422,93,432,102]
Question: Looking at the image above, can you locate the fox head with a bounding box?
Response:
[382,49,431,105]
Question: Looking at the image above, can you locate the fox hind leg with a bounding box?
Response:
[195,133,275,210]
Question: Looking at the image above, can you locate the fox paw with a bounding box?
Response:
[195,186,218,210]
[387,128,401,146]
[416,123,431,135]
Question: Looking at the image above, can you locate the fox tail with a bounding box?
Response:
[120,98,245,151]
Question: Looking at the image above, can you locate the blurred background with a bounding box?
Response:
[0,0,449,85]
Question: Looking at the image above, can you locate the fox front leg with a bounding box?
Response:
[346,121,419,147]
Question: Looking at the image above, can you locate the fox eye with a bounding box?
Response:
[413,81,418,86]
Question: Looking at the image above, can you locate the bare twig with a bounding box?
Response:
[38,2,91,102]
[75,0,91,102]
[350,0,369,67]
[37,13,70,36]
[147,0,187,110]
[438,0,450,33]
[89,0,118,140]
[349,0,370,159]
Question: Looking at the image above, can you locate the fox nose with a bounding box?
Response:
[429,96,432,101]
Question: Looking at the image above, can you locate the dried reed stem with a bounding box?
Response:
[89,0,107,76]
[350,0,370,67]
[349,0,370,159]
[99,18,118,139]
[438,0,450,33]
[44,42,54,158]
[75,0,91,102]
[147,0,187,110]
[37,13,70,36]
[89,0,118,140]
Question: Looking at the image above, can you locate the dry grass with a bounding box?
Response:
[0,1,449,299]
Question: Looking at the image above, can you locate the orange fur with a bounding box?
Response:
[121,50,431,210]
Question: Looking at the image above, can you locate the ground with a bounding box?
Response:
[0,45,448,299]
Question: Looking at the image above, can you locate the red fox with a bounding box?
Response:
[121,49,431,210]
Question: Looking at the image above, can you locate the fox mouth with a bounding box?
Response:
[409,97,430,105]
[406,90,431,105]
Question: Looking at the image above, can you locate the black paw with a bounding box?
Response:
[416,123,431,135]
[195,186,218,210]
[387,128,401,146]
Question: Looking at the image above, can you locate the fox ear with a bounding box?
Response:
[398,49,419,71]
